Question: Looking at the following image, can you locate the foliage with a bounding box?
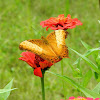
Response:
[71,40,100,82]
[0,80,16,100]
[0,0,99,99]
[48,71,100,98]
[48,40,100,98]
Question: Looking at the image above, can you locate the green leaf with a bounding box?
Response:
[98,20,100,23]
[47,71,100,98]
[92,82,100,94]
[82,70,92,87]
[68,62,82,78]
[84,48,100,56]
[96,55,100,69]
[0,89,16,94]
[73,48,100,65]
[70,48,99,73]
[81,40,91,50]
[94,72,100,82]
[0,79,15,100]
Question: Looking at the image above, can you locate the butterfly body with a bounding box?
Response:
[19,30,68,63]
[41,36,49,44]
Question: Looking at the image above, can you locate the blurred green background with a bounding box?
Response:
[0,0,100,100]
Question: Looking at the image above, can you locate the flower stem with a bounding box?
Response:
[61,59,66,100]
[41,70,45,100]
[65,0,69,16]
[61,59,64,75]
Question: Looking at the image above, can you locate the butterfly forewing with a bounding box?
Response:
[19,39,59,63]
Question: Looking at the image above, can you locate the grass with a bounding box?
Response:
[0,0,100,100]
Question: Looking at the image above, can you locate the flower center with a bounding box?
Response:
[55,24,63,27]
[74,98,87,100]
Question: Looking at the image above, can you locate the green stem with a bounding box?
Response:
[41,71,45,100]
[61,59,64,75]
[65,0,69,16]
[61,60,66,100]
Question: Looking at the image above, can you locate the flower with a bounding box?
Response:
[19,51,53,77]
[40,14,82,31]
[61,97,100,100]
[67,96,100,100]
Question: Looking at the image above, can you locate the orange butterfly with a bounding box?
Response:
[19,30,69,63]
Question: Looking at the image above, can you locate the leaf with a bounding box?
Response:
[70,48,99,73]
[94,72,100,82]
[84,48,100,57]
[0,89,16,94]
[80,40,99,60]
[47,71,100,98]
[68,62,82,78]
[73,48,100,65]
[0,79,15,100]
[96,55,100,69]
[81,40,91,50]
[82,70,92,87]
[92,82,100,94]
[98,20,100,23]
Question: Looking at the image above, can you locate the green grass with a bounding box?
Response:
[0,0,100,100]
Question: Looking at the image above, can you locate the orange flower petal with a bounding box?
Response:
[34,67,42,77]
[40,14,82,31]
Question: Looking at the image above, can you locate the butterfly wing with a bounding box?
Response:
[46,30,69,58]
[19,39,59,63]
[19,30,68,63]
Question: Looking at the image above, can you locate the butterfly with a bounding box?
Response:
[19,30,69,63]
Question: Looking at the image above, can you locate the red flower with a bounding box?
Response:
[19,51,53,77]
[68,96,100,100]
[40,14,82,31]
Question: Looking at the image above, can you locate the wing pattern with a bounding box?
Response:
[19,30,69,63]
